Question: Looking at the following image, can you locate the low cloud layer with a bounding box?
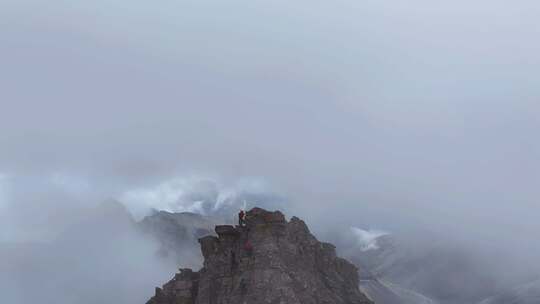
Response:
[119,176,286,220]
[350,228,389,252]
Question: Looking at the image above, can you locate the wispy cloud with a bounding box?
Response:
[350,227,389,251]
[118,176,280,219]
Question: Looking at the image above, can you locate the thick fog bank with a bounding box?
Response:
[1,0,539,302]
[0,192,179,303]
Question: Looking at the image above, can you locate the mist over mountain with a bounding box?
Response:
[1,193,539,303]
[0,201,175,304]
[479,280,540,304]
[2,0,539,303]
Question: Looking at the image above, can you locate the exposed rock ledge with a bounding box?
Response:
[146,207,373,304]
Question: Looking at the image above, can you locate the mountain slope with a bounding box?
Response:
[359,276,437,304]
[348,234,499,304]
[146,207,373,304]
[478,280,540,304]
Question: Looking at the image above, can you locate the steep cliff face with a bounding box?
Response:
[146,207,373,304]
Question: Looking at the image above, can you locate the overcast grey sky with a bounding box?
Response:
[1,0,539,301]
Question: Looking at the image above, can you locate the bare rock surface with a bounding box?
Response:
[146,207,373,304]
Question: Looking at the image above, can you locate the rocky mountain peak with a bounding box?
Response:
[146,207,373,304]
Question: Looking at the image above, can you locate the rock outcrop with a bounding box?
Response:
[146,207,373,304]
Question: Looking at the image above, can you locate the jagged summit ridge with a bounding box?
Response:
[147,207,373,304]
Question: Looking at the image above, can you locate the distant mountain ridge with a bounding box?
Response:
[478,279,540,304]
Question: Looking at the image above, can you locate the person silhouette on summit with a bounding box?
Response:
[238,210,246,227]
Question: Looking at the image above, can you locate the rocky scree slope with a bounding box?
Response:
[146,207,373,304]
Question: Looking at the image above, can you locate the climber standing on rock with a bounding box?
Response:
[238,210,246,227]
[244,239,253,256]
